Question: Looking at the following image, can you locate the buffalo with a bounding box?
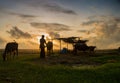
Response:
[3,42,18,61]
[46,41,53,55]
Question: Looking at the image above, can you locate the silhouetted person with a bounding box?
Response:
[40,35,46,58]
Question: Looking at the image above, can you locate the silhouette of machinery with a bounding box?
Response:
[56,37,96,54]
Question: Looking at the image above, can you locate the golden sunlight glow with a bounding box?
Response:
[36,32,52,44]
[35,32,61,49]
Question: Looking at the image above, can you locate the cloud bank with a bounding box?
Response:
[0,0,77,15]
[29,0,77,15]
[30,22,71,32]
[7,26,32,39]
[42,2,77,15]
[8,12,37,19]
[81,15,120,49]
[48,32,60,38]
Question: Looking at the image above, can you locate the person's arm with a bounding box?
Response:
[45,40,46,44]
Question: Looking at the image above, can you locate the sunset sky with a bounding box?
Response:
[0,0,120,49]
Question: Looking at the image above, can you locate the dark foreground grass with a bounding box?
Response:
[0,52,120,83]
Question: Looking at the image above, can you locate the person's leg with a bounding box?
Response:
[43,48,45,58]
[40,48,43,58]
[40,48,45,58]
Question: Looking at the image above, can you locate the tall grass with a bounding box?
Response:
[0,50,120,83]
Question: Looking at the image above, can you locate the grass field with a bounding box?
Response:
[0,49,120,83]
